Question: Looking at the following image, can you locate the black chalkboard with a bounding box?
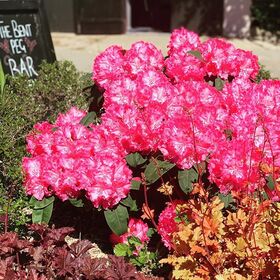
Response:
[0,0,56,77]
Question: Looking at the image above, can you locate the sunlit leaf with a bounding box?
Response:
[144,159,175,185]
[126,152,147,167]
[178,168,198,194]
[104,205,128,235]
[79,111,98,126]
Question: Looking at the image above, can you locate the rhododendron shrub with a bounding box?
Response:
[23,28,279,277]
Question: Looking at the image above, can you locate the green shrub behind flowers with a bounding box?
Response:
[0,61,91,232]
[22,28,279,279]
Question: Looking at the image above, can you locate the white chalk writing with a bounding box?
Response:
[8,56,38,77]
[0,19,38,77]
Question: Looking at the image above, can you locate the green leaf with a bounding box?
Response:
[29,196,55,210]
[187,50,203,60]
[178,168,198,194]
[218,193,234,209]
[69,198,84,208]
[144,159,175,185]
[104,204,128,235]
[130,258,143,267]
[147,228,156,238]
[80,111,98,126]
[114,243,130,257]
[175,213,189,224]
[215,77,225,91]
[267,174,275,190]
[126,152,147,167]
[131,179,141,190]
[136,252,149,265]
[0,60,6,95]
[128,236,142,246]
[120,195,138,211]
[30,197,55,224]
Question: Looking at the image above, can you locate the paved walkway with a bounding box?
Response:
[51,32,280,78]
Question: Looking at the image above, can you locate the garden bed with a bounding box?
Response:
[0,28,279,279]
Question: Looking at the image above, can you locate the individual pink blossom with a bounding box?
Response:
[55,107,87,126]
[164,52,205,82]
[157,201,184,249]
[92,45,126,89]
[118,218,150,244]
[124,41,164,74]
[208,138,263,194]
[168,27,201,56]
[26,122,55,156]
[199,38,259,80]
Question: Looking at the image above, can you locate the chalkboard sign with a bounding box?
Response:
[0,0,56,77]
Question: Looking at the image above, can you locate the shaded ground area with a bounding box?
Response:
[52,32,280,78]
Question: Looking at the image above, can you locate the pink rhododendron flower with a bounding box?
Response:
[124,41,164,74]
[110,218,150,252]
[55,107,87,126]
[24,28,280,207]
[208,138,264,194]
[160,81,227,169]
[199,38,259,80]
[101,68,174,153]
[157,201,184,250]
[119,218,150,244]
[164,52,205,82]
[168,27,201,56]
[92,45,125,89]
[23,108,132,208]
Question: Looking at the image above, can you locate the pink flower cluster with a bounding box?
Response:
[92,28,280,197]
[209,79,280,194]
[23,107,132,208]
[166,28,259,81]
[24,28,280,213]
[110,218,150,253]
[92,28,279,196]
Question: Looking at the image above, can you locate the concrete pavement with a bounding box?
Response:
[51,32,280,78]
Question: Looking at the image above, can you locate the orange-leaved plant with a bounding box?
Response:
[160,185,279,280]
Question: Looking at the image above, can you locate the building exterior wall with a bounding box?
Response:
[223,0,252,37]
[44,0,75,32]
[171,0,224,35]
[44,0,252,37]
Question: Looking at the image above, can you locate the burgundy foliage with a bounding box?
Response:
[0,224,162,280]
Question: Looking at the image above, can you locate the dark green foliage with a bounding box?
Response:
[0,60,91,232]
[120,195,138,212]
[126,152,147,168]
[144,159,175,185]
[214,77,225,91]
[251,0,280,34]
[114,236,159,273]
[80,111,99,126]
[187,50,203,61]
[255,64,272,83]
[178,168,198,195]
[104,204,129,235]
[30,196,55,224]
